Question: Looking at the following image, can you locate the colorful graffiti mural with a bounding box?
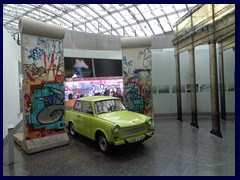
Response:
[122,47,153,117]
[22,34,65,140]
[64,77,123,100]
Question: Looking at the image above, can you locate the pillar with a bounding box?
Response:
[233,47,235,84]
[218,43,226,120]
[175,51,182,121]
[209,41,223,138]
[188,48,199,128]
[8,124,15,164]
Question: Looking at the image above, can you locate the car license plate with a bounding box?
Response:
[130,136,144,143]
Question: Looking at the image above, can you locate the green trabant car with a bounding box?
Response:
[65,96,154,152]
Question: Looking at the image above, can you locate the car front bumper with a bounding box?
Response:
[111,131,154,146]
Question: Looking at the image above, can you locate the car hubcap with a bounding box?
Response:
[99,136,107,151]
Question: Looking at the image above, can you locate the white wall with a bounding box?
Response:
[152,45,235,115]
[195,45,211,113]
[179,50,191,114]
[224,48,235,112]
[3,28,22,139]
[152,49,176,114]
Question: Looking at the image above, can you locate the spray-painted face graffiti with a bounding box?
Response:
[138,48,151,69]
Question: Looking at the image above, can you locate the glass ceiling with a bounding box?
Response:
[3,4,197,41]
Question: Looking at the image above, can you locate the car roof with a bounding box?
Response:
[77,96,120,102]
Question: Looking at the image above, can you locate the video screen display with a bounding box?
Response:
[64,57,93,78]
[94,59,122,77]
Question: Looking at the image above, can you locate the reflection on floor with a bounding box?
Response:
[3,116,235,176]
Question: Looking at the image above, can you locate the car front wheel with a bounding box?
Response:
[69,122,75,136]
[98,133,110,153]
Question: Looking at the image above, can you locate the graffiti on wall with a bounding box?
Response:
[64,78,123,100]
[122,47,153,117]
[22,34,64,140]
[23,36,64,83]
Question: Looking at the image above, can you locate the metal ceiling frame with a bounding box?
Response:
[3,4,197,42]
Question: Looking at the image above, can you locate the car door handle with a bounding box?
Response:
[77,115,81,118]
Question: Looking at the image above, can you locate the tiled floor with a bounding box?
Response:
[3,116,235,176]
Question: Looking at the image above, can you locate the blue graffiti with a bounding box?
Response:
[37,87,64,105]
[37,37,45,45]
[123,56,133,66]
[124,69,142,82]
[130,91,143,100]
[28,47,44,61]
[37,37,63,62]
[39,93,59,105]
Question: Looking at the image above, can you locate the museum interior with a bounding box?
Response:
[3,4,235,176]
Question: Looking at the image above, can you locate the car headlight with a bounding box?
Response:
[113,125,120,134]
[146,117,152,126]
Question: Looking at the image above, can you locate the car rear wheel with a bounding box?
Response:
[69,122,75,136]
[98,133,110,153]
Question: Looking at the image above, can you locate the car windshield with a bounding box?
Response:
[94,99,126,114]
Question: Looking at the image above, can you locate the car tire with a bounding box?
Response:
[97,133,110,153]
[69,122,75,136]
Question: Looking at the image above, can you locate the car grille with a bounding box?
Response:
[120,126,145,137]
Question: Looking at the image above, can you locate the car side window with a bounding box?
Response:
[73,100,81,111]
[82,101,93,115]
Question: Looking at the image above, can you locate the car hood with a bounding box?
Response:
[97,111,148,127]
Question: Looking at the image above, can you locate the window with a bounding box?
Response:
[82,101,93,114]
[94,99,126,114]
[73,100,82,111]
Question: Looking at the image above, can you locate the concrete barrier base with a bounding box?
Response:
[14,133,69,154]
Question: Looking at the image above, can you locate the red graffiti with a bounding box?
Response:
[26,125,65,139]
[54,60,64,81]
[47,53,55,77]
[27,72,35,82]
[43,52,64,82]
[43,51,47,70]
[24,93,32,113]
